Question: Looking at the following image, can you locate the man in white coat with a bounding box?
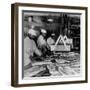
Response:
[24,28,42,70]
[37,29,50,56]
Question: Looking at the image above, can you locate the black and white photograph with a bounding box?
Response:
[11,3,87,87]
[23,11,81,78]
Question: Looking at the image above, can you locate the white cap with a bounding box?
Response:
[28,29,37,36]
[41,29,47,34]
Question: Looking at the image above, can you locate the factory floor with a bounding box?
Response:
[24,52,80,78]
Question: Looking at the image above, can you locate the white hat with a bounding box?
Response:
[28,29,37,36]
[41,29,47,34]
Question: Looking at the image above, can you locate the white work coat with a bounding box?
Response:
[37,35,47,48]
[24,37,42,67]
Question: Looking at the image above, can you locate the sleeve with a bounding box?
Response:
[33,40,42,56]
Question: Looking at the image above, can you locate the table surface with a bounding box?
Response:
[24,52,80,78]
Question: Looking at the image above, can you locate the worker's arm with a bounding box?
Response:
[46,42,51,50]
[33,40,42,56]
[34,48,42,56]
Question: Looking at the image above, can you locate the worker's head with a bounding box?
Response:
[41,29,47,37]
[28,29,36,39]
[28,27,40,39]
